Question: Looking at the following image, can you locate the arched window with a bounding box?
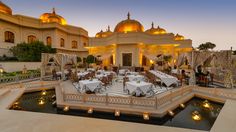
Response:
[5,31,14,43]
[60,38,65,47]
[72,41,78,49]
[28,35,36,43]
[46,36,52,46]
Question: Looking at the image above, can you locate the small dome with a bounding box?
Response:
[114,13,144,33]
[95,26,113,38]
[145,22,167,35]
[0,1,12,15]
[175,34,185,40]
[40,8,67,25]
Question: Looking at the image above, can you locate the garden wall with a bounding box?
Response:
[0,62,41,72]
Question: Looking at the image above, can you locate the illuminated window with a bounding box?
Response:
[72,41,78,49]
[46,36,52,46]
[60,38,65,47]
[28,35,37,43]
[5,31,14,43]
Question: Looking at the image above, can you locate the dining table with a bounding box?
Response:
[149,70,178,87]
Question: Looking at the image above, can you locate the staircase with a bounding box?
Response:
[0,88,25,109]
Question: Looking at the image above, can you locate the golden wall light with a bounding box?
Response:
[143,112,149,120]
[180,103,185,109]
[115,110,120,117]
[88,108,93,114]
[168,110,174,116]
[192,111,201,121]
[63,106,70,112]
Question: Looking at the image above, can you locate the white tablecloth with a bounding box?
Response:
[127,75,144,81]
[119,69,129,75]
[79,79,101,92]
[126,72,139,75]
[149,70,178,87]
[56,71,69,75]
[95,74,107,79]
[77,72,89,77]
[87,68,95,71]
[126,81,152,94]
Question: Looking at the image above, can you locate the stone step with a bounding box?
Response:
[0,88,25,109]
[0,89,11,99]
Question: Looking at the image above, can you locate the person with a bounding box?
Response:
[150,64,154,70]
[52,68,57,80]
[181,70,190,84]
[171,65,178,75]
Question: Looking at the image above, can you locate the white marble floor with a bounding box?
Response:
[71,75,173,97]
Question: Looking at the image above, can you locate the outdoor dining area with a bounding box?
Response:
[62,66,180,98]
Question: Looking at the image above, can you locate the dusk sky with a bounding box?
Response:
[3,0,236,50]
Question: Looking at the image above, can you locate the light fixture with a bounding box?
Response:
[202,100,211,109]
[168,110,174,116]
[38,98,45,105]
[180,103,185,109]
[63,106,69,112]
[88,108,93,114]
[41,90,47,96]
[14,102,19,105]
[115,110,120,117]
[192,111,201,121]
[143,112,149,120]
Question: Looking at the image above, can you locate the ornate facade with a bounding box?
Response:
[89,13,192,67]
[0,1,192,67]
[0,1,88,59]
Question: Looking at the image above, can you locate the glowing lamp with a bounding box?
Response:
[168,110,174,116]
[115,110,120,117]
[180,103,185,109]
[203,100,211,109]
[150,60,154,64]
[38,98,45,105]
[192,111,201,121]
[143,113,149,120]
[88,108,93,114]
[14,102,19,105]
[41,90,47,96]
[63,106,70,112]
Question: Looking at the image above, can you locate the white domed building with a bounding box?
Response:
[88,13,192,68]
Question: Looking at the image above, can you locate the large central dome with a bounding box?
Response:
[0,1,12,15]
[114,13,144,33]
[40,8,67,25]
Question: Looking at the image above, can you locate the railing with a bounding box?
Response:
[0,80,59,90]
[63,86,192,110]
[0,73,41,84]
[193,87,236,100]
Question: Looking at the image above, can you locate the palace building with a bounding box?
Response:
[0,1,192,67]
[89,13,192,67]
[0,1,88,59]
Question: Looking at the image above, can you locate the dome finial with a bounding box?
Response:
[107,25,111,31]
[127,12,130,19]
[151,22,154,28]
[52,8,56,14]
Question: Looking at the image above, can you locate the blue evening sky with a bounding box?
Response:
[3,0,236,49]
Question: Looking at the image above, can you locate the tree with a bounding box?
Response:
[86,55,95,65]
[10,41,56,62]
[197,42,216,51]
[77,56,82,63]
